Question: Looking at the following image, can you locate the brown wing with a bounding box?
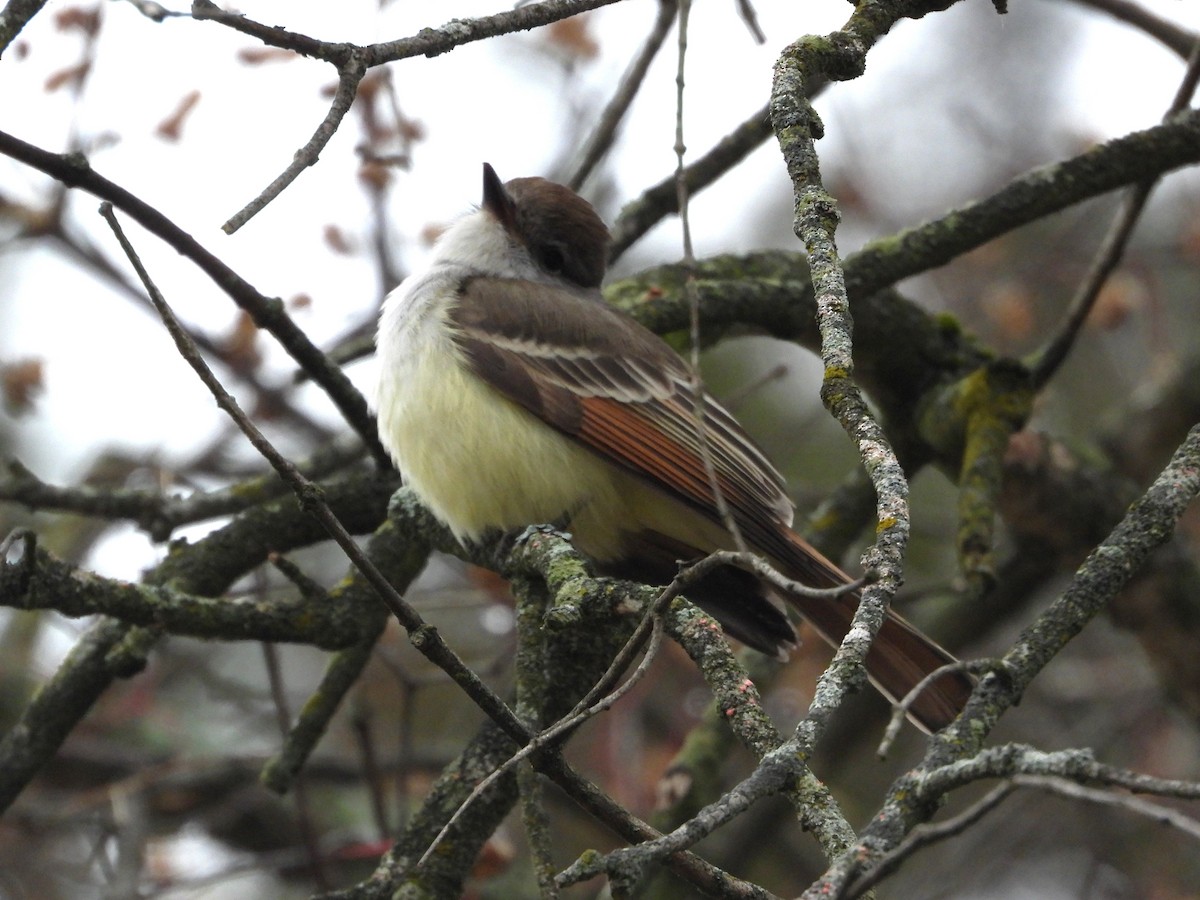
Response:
[449,276,794,549]
[451,276,974,730]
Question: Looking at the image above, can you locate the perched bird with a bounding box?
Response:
[376,164,972,731]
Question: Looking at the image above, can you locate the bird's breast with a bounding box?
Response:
[375,275,617,542]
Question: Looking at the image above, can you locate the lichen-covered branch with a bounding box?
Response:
[803,423,1200,897]
[844,107,1200,300]
[0,444,365,541]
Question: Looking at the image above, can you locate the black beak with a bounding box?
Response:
[481,163,516,232]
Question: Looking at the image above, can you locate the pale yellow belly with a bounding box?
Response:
[375,303,732,563]
[378,340,617,542]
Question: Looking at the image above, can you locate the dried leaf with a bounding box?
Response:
[44,61,91,93]
[1089,272,1148,331]
[419,222,447,248]
[980,280,1035,342]
[155,90,201,142]
[223,311,261,375]
[236,47,298,65]
[54,5,102,37]
[323,224,355,256]
[546,15,599,60]
[1,359,45,416]
[356,159,394,193]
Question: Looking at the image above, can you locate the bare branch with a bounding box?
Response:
[1014,774,1200,841]
[221,51,369,234]
[805,422,1200,896]
[611,104,771,260]
[840,783,1015,899]
[0,616,144,813]
[0,536,372,647]
[1068,0,1199,58]
[771,1,931,747]
[0,442,364,541]
[567,0,677,191]
[193,0,627,66]
[1029,40,1200,387]
[99,201,530,745]
[0,129,391,467]
[0,0,48,56]
[842,107,1200,301]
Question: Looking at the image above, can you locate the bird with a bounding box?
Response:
[375,163,973,731]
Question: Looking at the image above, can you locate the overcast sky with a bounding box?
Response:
[1,0,1197,567]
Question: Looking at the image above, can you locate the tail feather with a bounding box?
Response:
[772,529,974,733]
[605,523,973,732]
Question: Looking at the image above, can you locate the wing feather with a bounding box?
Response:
[450,277,794,541]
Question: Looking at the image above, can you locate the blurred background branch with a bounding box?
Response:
[1,0,1199,897]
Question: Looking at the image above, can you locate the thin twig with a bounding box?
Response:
[190,0,333,59]
[1013,775,1200,841]
[1029,39,1200,388]
[609,80,833,261]
[262,638,330,891]
[838,783,1016,899]
[0,129,390,466]
[120,0,184,23]
[695,549,866,599]
[673,0,747,554]
[877,659,993,758]
[567,0,677,191]
[611,104,770,261]
[97,200,527,749]
[734,0,766,44]
[1067,0,1198,58]
[222,53,369,233]
[192,0,624,66]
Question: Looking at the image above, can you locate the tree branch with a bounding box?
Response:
[0,0,47,56]
[0,129,390,467]
[843,107,1200,300]
[807,423,1200,896]
[220,51,369,234]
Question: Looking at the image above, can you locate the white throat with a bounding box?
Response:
[372,206,618,542]
[425,210,539,282]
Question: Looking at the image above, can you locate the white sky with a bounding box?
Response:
[1,0,1197,562]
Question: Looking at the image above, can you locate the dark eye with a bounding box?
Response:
[537,244,565,273]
